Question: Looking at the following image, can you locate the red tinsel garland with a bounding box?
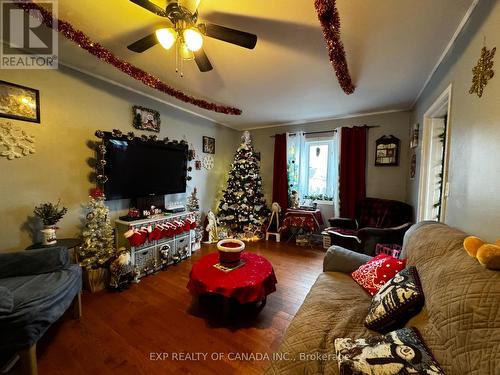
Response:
[14,1,242,115]
[314,0,355,94]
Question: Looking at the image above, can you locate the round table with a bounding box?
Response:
[26,238,82,264]
[187,252,277,306]
[25,238,82,250]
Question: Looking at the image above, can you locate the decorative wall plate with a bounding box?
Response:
[202,155,214,170]
[0,122,35,160]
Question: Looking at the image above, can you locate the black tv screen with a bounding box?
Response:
[102,135,187,200]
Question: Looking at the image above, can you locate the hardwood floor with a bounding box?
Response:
[18,242,325,375]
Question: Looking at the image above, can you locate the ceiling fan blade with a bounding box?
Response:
[178,0,201,14]
[127,33,158,52]
[129,0,167,17]
[194,48,213,72]
[201,23,257,49]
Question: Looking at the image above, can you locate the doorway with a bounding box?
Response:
[417,85,452,222]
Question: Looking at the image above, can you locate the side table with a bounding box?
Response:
[26,238,82,263]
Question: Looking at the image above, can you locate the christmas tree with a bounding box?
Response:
[78,188,116,268]
[186,187,200,211]
[217,131,269,235]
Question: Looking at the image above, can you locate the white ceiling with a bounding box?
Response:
[53,0,475,129]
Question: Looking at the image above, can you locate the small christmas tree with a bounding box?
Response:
[78,188,116,268]
[186,187,200,211]
[217,131,269,236]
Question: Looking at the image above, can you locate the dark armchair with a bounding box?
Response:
[0,247,82,375]
[326,197,413,255]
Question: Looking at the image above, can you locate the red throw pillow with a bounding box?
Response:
[351,254,407,295]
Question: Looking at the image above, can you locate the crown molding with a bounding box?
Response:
[242,109,408,131]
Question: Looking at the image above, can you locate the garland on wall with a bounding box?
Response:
[13,1,242,116]
[314,0,355,94]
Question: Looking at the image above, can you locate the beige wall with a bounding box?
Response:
[249,111,411,206]
[407,0,500,241]
[0,65,239,252]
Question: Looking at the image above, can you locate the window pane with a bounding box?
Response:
[308,144,329,195]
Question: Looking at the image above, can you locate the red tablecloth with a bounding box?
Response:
[281,208,324,233]
[187,252,277,304]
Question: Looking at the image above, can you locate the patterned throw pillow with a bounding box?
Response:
[351,254,406,295]
[335,327,444,375]
[365,267,424,333]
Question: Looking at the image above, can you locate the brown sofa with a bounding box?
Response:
[267,221,500,374]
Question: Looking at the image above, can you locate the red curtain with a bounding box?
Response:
[272,133,288,210]
[339,126,367,217]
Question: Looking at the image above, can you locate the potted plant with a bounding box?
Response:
[33,200,68,245]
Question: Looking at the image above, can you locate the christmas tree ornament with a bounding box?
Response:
[470,44,496,98]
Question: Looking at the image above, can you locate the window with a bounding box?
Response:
[286,132,339,206]
[304,139,336,198]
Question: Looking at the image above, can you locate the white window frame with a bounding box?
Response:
[303,139,335,197]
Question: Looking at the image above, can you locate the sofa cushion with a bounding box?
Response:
[266,272,374,375]
[0,264,82,351]
[0,247,69,278]
[365,267,424,333]
[323,246,373,273]
[351,254,406,295]
[335,327,444,374]
[0,286,13,314]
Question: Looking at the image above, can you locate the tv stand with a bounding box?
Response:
[134,195,165,213]
[115,211,199,282]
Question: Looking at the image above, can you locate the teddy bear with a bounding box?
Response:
[463,236,500,270]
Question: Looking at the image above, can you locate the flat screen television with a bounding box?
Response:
[102,134,188,200]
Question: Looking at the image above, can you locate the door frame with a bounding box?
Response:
[417,84,452,222]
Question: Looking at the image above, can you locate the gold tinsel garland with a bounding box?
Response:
[314,0,355,94]
[13,0,242,115]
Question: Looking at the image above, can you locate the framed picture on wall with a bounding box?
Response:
[410,123,419,148]
[375,135,400,166]
[410,151,416,180]
[0,80,40,123]
[132,105,160,132]
[202,136,215,154]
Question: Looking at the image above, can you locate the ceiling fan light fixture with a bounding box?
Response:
[180,43,195,60]
[155,28,177,50]
[183,28,203,52]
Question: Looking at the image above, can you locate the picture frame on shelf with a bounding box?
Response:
[132,105,160,132]
[0,80,40,123]
[375,135,400,166]
[202,136,215,154]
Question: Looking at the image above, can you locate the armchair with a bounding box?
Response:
[0,247,82,375]
[326,197,413,255]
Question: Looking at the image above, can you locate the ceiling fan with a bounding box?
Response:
[127,0,258,74]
